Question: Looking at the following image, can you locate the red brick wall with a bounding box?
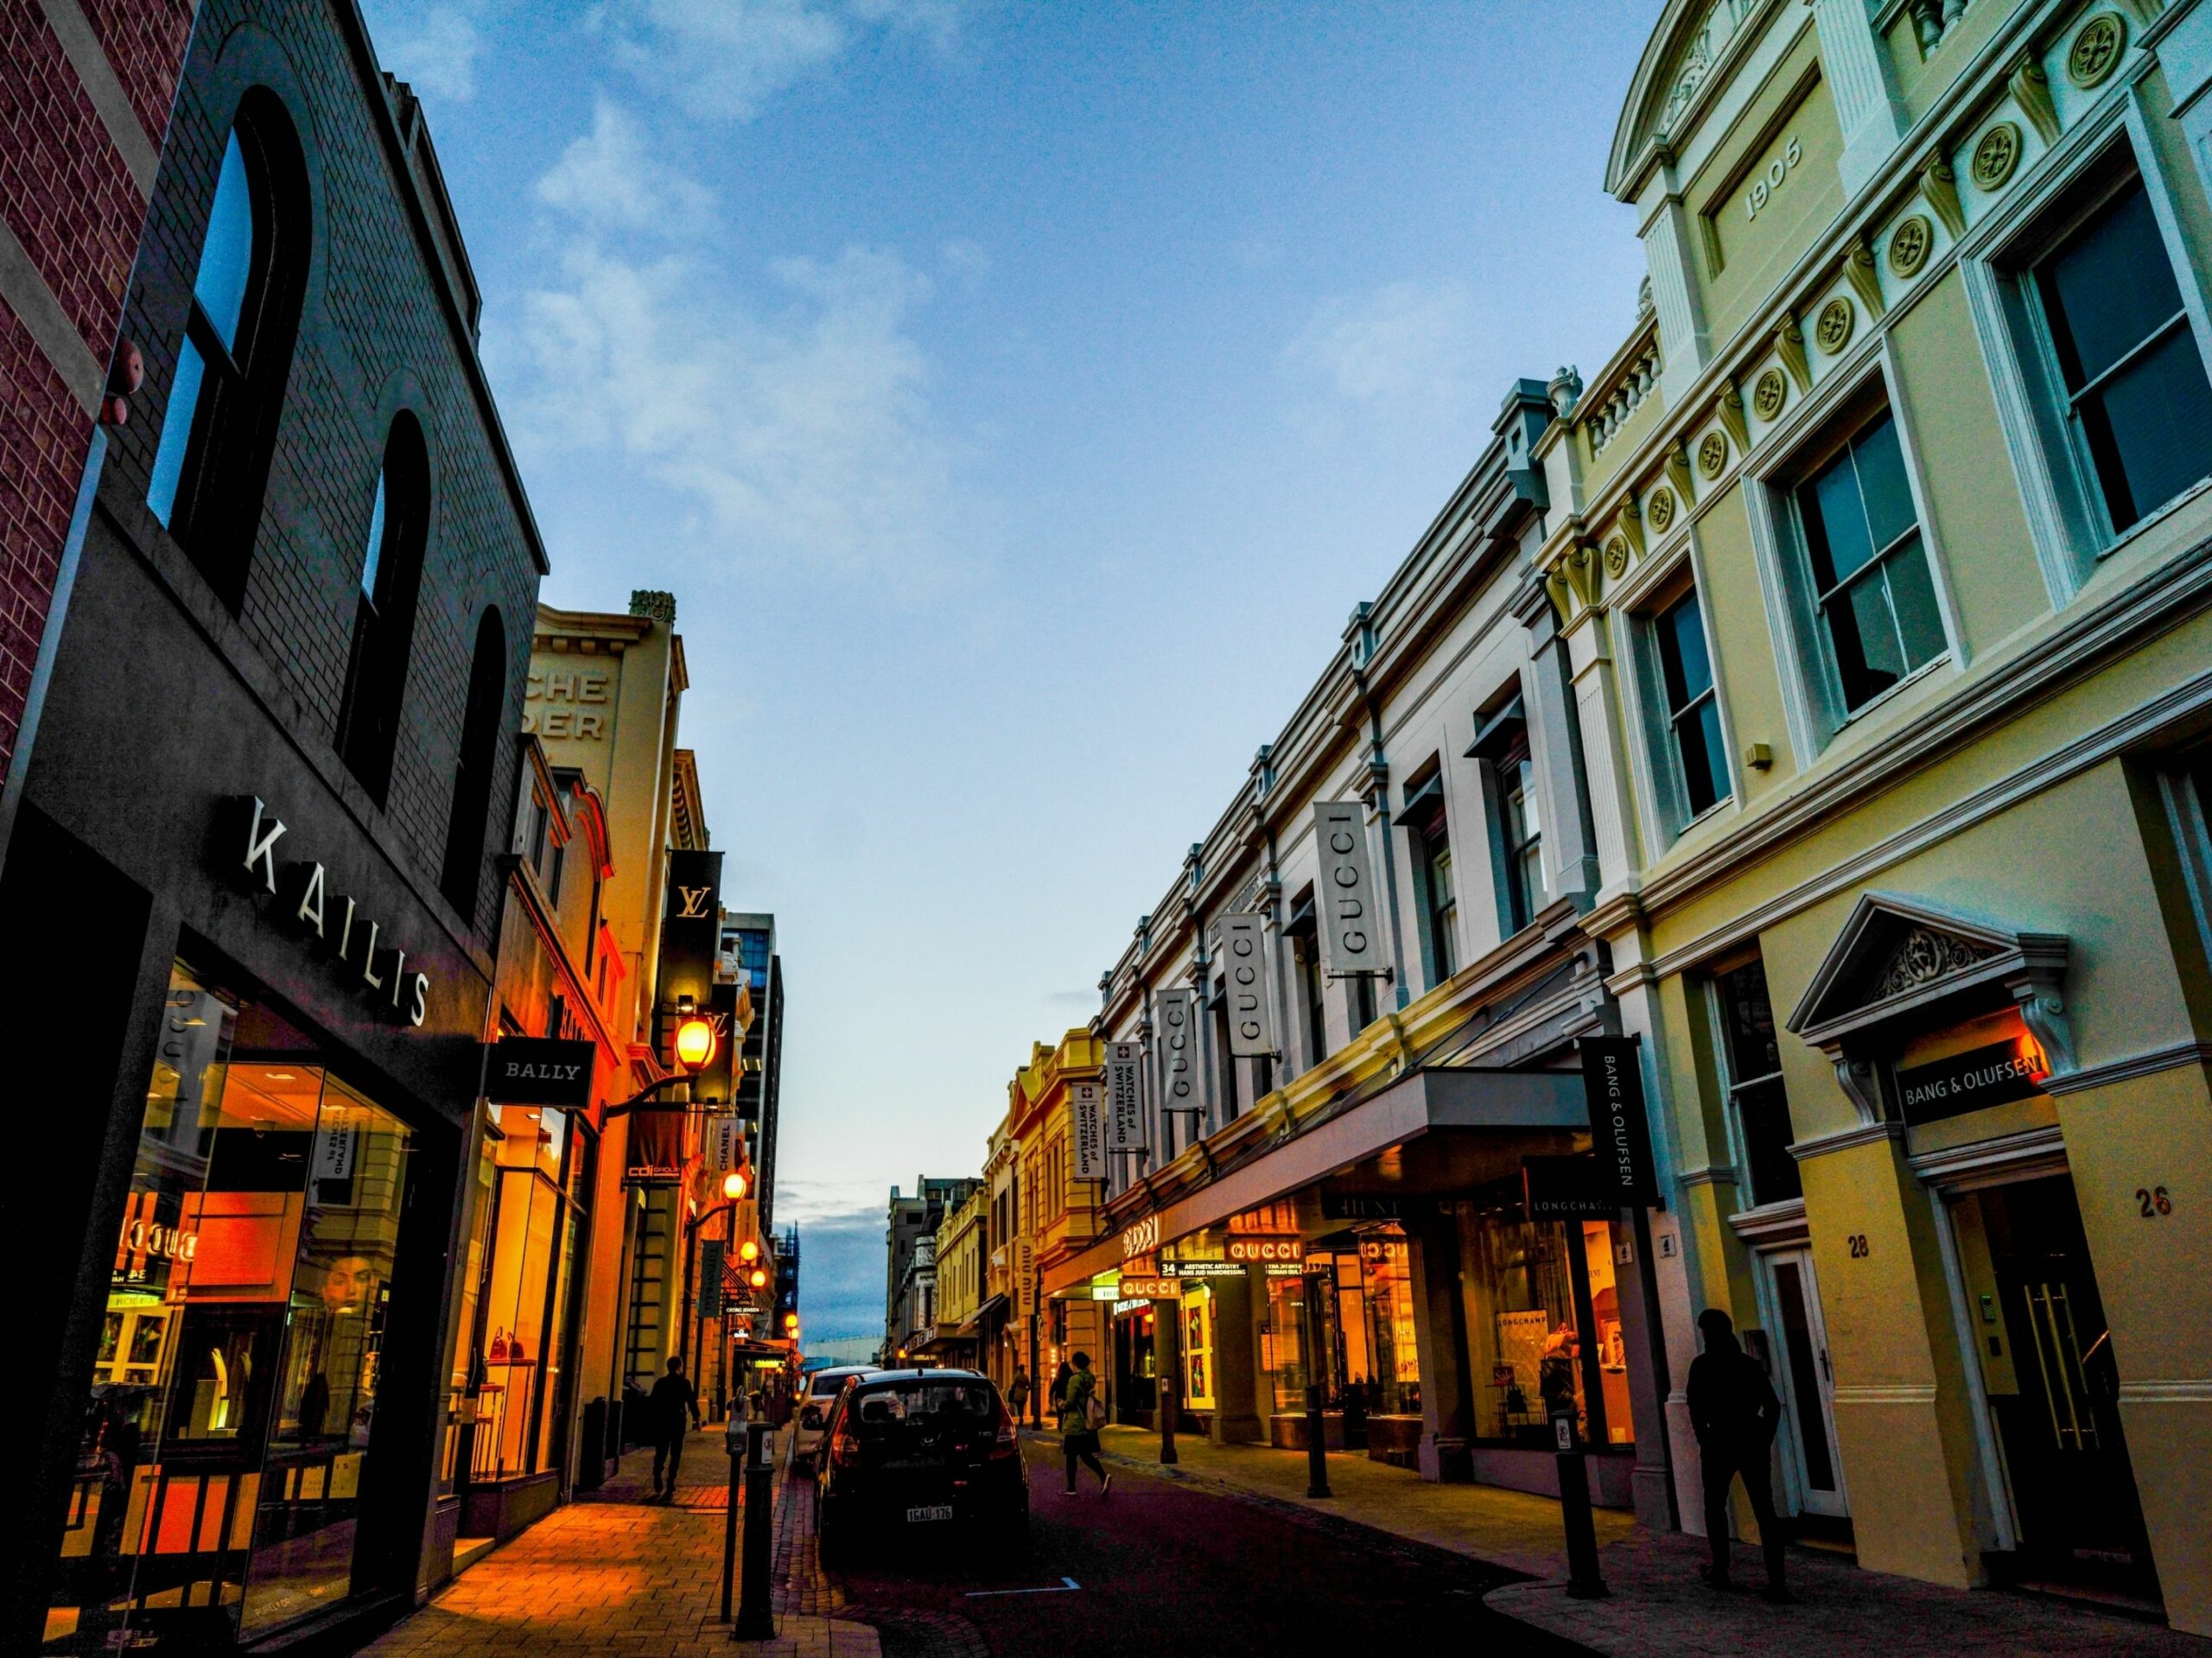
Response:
[0,0,194,785]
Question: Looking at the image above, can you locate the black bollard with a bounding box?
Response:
[1159,1376,1178,1466]
[1553,1413,1609,1599]
[734,1422,776,1640]
[1304,1382,1332,1499]
[720,1417,744,1623]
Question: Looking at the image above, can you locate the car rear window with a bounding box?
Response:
[810,1373,855,1397]
[849,1380,995,1432]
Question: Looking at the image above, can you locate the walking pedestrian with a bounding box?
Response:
[1007,1365,1032,1422]
[649,1356,701,1502]
[1047,1359,1073,1418]
[1687,1308,1793,1602]
[1058,1353,1110,1496]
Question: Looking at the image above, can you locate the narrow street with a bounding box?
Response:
[833,1439,1585,1658]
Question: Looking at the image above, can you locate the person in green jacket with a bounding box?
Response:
[1058,1353,1111,1496]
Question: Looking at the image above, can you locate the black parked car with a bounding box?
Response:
[814,1369,1027,1566]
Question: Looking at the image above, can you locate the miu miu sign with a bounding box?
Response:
[234,797,430,1026]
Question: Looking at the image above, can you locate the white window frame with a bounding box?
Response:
[1743,348,1961,752]
[1611,538,1740,848]
[1959,92,2212,607]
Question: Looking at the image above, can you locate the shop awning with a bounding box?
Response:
[1040,1064,1586,1296]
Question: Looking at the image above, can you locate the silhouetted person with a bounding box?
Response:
[649,1356,700,1502]
[1687,1307,1791,1602]
[1058,1353,1110,1496]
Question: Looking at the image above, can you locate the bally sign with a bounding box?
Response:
[1580,1035,1660,1209]
[1314,802,1383,980]
[486,1037,595,1109]
[1221,914,1276,1058]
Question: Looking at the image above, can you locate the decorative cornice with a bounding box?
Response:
[1789,1119,1906,1162]
[2040,1039,2212,1096]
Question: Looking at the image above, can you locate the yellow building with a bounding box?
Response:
[926,1185,989,1369]
[1006,1034,1112,1395]
[1541,0,2212,1630]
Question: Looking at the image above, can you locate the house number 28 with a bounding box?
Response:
[2138,1186,2173,1218]
[1847,1234,1870,1258]
[1745,137,1804,219]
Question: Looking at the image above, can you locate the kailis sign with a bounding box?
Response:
[233,797,430,1026]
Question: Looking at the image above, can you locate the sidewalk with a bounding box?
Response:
[359,1426,880,1658]
[1069,1426,2202,1657]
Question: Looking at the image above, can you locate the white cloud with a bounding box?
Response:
[536,97,715,233]
[507,238,975,589]
[1281,277,1478,409]
[369,3,492,100]
[601,0,970,121]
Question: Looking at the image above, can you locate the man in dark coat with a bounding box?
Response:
[1686,1307,1793,1601]
[649,1356,701,1502]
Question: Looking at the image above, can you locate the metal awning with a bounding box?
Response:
[1041,1064,1586,1296]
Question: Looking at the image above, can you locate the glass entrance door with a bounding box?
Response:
[1765,1247,1846,1518]
[1958,1175,2158,1600]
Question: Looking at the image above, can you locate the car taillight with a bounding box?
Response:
[831,1429,861,1469]
[990,1401,1018,1458]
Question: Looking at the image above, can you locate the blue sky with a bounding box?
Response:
[359,0,1662,1341]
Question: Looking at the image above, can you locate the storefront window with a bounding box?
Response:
[1259,1242,1424,1420]
[1466,1206,1630,1447]
[461,1105,588,1491]
[51,964,419,1652]
[1354,1240,1422,1418]
[1181,1290,1215,1410]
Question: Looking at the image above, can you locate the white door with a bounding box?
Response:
[1765,1248,1847,1517]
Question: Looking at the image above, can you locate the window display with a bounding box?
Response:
[49,964,417,1652]
[1466,1205,1630,1447]
[1259,1238,1422,1420]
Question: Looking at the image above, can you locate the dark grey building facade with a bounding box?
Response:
[3,4,545,1650]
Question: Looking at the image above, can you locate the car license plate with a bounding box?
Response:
[906,1504,954,1523]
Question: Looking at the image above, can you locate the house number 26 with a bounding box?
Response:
[1745,137,1803,219]
[2138,1186,2173,1218]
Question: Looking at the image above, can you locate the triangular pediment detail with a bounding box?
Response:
[1785,893,2068,1047]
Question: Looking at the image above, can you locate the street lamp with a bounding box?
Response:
[721,1170,748,1200]
[674,1011,716,1070]
[739,1240,760,1264]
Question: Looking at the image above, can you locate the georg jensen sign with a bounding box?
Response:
[234,797,430,1026]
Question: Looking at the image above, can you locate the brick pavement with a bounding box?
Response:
[358,1428,880,1658]
[1069,1426,2204,1657]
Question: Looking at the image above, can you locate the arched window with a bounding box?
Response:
[145,90,308,607]
[337,413,430,803]
[441,607,507,918]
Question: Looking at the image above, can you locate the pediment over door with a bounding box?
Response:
[1784,893,2071,1123]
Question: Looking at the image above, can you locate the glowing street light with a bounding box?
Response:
[721,1170,749,1200]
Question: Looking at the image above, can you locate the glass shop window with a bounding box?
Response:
[1652,588,1730,823]
[50,964,417,1653]
[1465,1206,1631,1448]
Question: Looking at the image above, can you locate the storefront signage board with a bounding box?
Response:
[1894,1038,2048,1127]
[1319,1193,1455,1222]
[699,1239,725,1317]
[1221,914,1276,1057]
[1579,1035,1660,1209]
[1106,1040,1147,1152]
[1522,1154,1620,1220]
[1163,1261,1244,1279]
[1156,989,1197,1114]
[1119,1276,1183,1300]
[1016,1237,1036,1320]
[1225,1236,1303,1262]
[705,1114,747,1175]
[485,1036,595,1108]
[1314,801,1385,979]
[1071,1078,1106,1181]
[1122,1215,1160,1261]
[231,796,432,1025]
